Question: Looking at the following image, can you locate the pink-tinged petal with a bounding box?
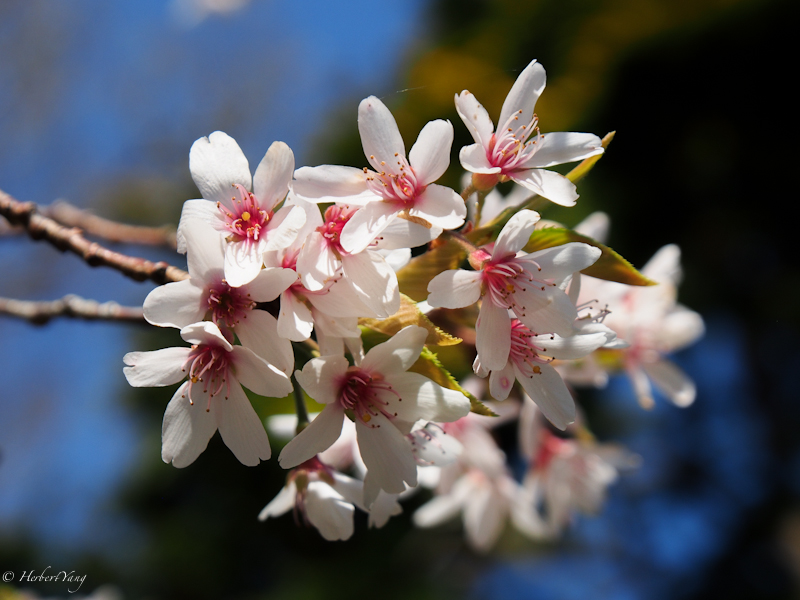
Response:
[161,382,218,468]
[409,119,453,184]
[387,372,470,423]
[658,307,704,353]
[426,269,482,308]
[574,211,610,244]
[476,302,512,371]
[307,278,374,319]
[143,280,205,329]
[252,141,293,211]
[176,199,219,254]
[277,290,314,341]
[292,165,374,205]
[339,201,399,254]
[408,184,466,231]
[521,242,602,284]
[459,143,500,174]
[217,382,271,465]
[513,362,575,430]
[231,345,292,398]
[182,218,225,279]
[455,91,495,147]
[514,286,577,338]
[642,359,696,407]
[642,244,682,285]
[361,325,427,375]
[627,365,654,409]
[413,491,465,528]
[536,330,609,360]
[305,481,355,541]
[123,348,191,387]
[498,60,546,129]
[189,131,252,205]
[262,204,306,253]
[331,471,366,510]
[296,355,350,405]
[509,168,578,207]
[235,310,294,374]
[356,414,418,494]
[297,231,339,291]
[180,321,232,349]
[464,483,507,553]
[358,96,406,174]
[493,209,541,258]
[278,403,345,468]
[258,481,297,520]
[367,490,403,529]
[224,240,264,288]
[523,132,604,169]
[340,251,400,318]
[373,216,438,250]
[488,361,516,401]
[245,267,298,302]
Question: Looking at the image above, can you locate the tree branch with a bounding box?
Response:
[0,294,145,325]
[0,188,188,284]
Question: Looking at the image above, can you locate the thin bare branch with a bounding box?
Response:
[0,294,145,325]
[0,188,188,285]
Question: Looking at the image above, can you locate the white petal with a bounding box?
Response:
[331,471,367,510]
[361,325,427,375]
[413,476,472,527]
[305,481,355,541]
[277,290,314,341]
[658,307,704,353]
[235,310,294,374]
[574,211,610,244]
[241,267,297,304]
[476,302,512,371]
[408,184,466,231]
[523,132,604,168]
[358,96,405,174]
[339,201,399,254]
[217,382,272,465]
[523,242,602,284]
[459,142,500,174]
[231,346,292,398]
[356,414,418,494]
[183,218,226,280]
[455,90,495,147]
[409,119,453,184]
[426,269,482,308]
[224,240,264,288]
[498,59,546,130]
[295,355,350,405]
[464,483,507,553]
[388,372,470,423]
[642,244,682,285]
[373,215,441,250]
[176,199,220,253]
[488,361,516,401]
[252,141,293,211]
[143,280,206,329]
[514,362,575,430]
[161,382,218,468]
[536,330,610,360]
[642,359,696,407]
[368,491,403,529]
[627,365,655,409]
[340,251,400,318]
[262,204,306,253]
[297,232,340,291]
[509,168,578,207]
[493,209,541,258]
[278,403,345,468]
[292,165,374,205]
[258,481,297,520]
[180,321,232,349]
[189,131,252,204]
[514,286,577,339]
[124,348,191,387]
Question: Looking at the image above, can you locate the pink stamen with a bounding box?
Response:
[180,343,232,409]
[337,366,401,426]
[486,110,542,173]
[481,256,556,318]
[508,319,553,377]
[317,205,359,255]
[217,183,272,244]
[207,280,255,328]
[363,155,425,207]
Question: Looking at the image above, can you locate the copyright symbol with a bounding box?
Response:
[2,571,13,582]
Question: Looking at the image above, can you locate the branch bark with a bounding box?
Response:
[0,188,188,284]
[0,295,145,325]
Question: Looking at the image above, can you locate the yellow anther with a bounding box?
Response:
[361,413,371,423]
[532,366,541,374]
[241,211,251,221]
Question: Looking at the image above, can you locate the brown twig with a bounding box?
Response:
[0,294,145,325]
[0,188,188,285]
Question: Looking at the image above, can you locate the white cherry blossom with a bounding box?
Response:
[123,321,292,467]
[456,59,604,206]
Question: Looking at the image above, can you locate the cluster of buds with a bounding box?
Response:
[123,59,703,546]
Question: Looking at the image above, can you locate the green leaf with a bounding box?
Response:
[523,227,656,286]
[396,239,466,301]
[359,294,461,346]
[409,347,498,417]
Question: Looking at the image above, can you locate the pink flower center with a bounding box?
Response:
[363,155,426,206]
[508,319,553,376]
[181,343,232,408]
[318,205,358,254]
[207,280,255,328]
[481,255,556,318]
[487,110,542,173]
[337,366,401,425]
[533,430,570,472]
[218,183,272,244]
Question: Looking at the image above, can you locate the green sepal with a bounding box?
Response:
[359,294,461,346]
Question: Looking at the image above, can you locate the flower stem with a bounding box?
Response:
[442,230,480,255]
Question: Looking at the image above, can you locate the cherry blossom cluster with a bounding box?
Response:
[123,59,703,546]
